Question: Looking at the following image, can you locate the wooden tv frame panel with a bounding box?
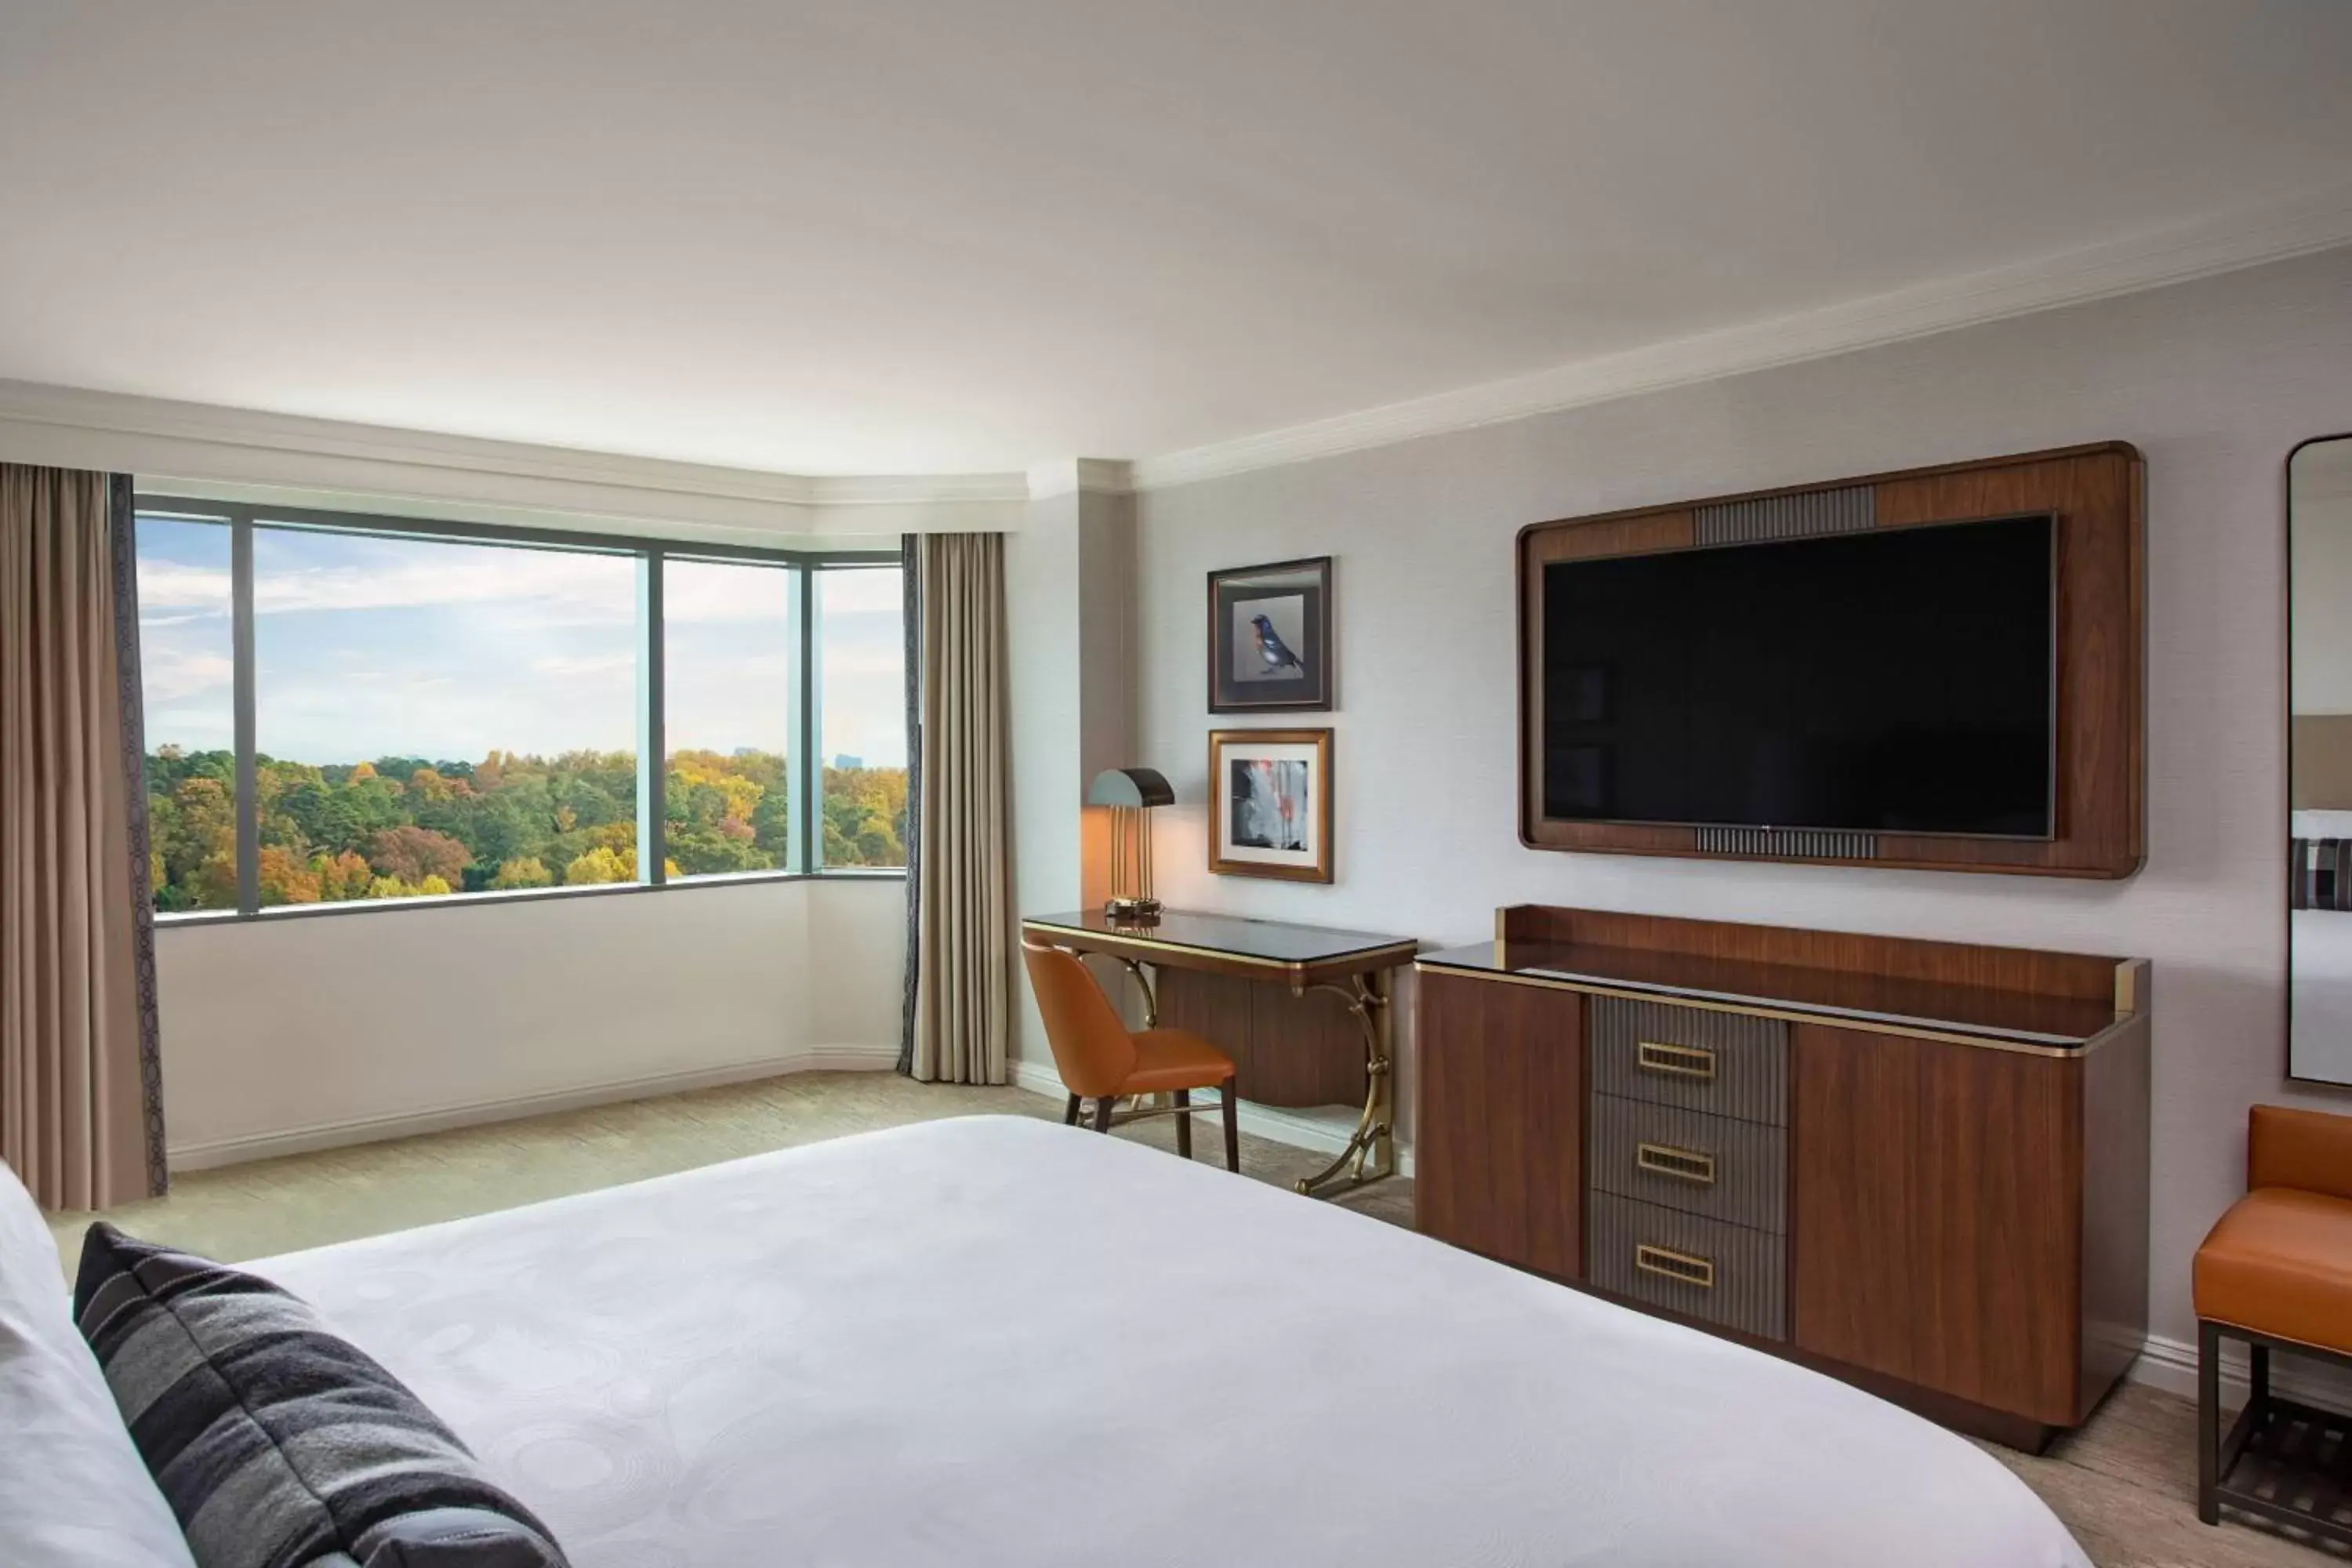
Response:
[1517,442,2145,878]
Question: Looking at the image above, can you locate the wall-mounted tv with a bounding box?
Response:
[1539,514,2056,838]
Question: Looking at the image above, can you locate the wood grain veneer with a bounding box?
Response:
[1500,904,2123,1024]
[1417,906,2150,1448]
[1517,442,2145,878]
[1789,1021,2083,1425]
[1154,967,1367,1109]
[2078,1000,2153,1415]
[1413,968,1584,1281]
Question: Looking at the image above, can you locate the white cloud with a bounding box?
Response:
[256,546,636,622]
[532,652,634,678]
[136,561,231,611]
[662,560,793,625]
[818,568,903,615]
[143,649,232,703]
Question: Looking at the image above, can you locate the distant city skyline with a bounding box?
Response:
[134,518,906,770]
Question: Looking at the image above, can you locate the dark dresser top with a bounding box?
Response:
[1418,938,2123,1047]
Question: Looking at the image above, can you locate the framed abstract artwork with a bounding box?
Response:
[1208,728,1333,883]
[1208,556,1332,713]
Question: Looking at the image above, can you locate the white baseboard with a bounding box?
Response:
[2126,1330,2352,1412]
[166,1043,901,1172]
[1009,1058,1415,1178]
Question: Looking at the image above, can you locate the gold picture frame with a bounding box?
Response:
[1208,728,1334,883]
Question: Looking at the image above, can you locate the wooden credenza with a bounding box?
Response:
[1414,905,2151,1452]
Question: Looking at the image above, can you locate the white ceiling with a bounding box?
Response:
[4,1,2350,477]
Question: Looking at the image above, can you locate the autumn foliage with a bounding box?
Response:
[146,746,906,911]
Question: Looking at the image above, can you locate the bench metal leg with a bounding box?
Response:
[2198,1319,2221,1526]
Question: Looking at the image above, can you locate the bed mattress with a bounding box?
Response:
[252,1115,2088,1567]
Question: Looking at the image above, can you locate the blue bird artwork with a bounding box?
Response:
[1248,612,1307,681]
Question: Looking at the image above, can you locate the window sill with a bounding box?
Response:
[152,867,906,927]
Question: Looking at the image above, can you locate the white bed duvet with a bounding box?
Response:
[253,1116,2088,1568]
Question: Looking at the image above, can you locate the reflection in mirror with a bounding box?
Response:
[2290,434,2352,1084]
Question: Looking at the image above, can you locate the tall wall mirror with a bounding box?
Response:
[2289,433,2352,1084]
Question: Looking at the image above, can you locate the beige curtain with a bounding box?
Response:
[2,464,165,1210]
[909,532,1013,1084]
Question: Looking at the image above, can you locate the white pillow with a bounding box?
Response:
[2293,809,2352,838]
[0,1160,196,1568]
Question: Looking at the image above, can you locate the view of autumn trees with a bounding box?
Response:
[145,746,908,910]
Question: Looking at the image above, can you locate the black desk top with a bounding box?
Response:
[1023,909,1417,969]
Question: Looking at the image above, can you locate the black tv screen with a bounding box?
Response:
[1541,514,2055,837]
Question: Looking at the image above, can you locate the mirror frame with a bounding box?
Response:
[2286,430,2352,1085]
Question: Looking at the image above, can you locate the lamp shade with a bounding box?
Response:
[1086,767,1174,809]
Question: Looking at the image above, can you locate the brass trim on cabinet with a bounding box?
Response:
[1635,1040,1719,1080]
[1635,1141,1718,1186]
[1411,959,2129,1058]
[1635,1243,1716,1290]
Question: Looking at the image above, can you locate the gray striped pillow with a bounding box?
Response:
[2292,837,2352,911]
[73,1224,567,1568]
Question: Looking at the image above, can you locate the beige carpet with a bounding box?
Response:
[41,1072,2341,1568]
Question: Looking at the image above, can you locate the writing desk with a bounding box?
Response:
[1020,909,1418,1196]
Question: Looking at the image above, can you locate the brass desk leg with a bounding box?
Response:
[1114,957,1160,1029]
[1291,971,1394,1198]
[1113,958,1163,1116]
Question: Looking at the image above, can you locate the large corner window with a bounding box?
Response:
[132,498,901,917]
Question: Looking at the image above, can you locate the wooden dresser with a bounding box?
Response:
[1414,905,2151,1451]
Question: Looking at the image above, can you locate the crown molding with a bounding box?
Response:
[0,379,1028,539]
[1025,456,1136,499]
[1134,180,2352,492]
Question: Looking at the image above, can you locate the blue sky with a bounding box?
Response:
[133,519,906,768]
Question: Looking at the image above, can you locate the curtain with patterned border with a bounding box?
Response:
[898,532,923,1075]
[907,532,1012,1085]
[0,464,167,1208]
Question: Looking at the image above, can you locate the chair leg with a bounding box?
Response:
[2198,1319,2221,1526]
[2250,1341,2270,1406]
[1174,1090,1192,1159]
[1222,1080,1241,1173]
[1094,1094,1116,1133]
[1064,1093,1082,1127]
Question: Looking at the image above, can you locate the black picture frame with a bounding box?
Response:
[1207,555,1332,713]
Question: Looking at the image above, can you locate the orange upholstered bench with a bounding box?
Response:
[2193,1104,2352,1546]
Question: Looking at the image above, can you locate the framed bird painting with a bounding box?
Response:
[1207,555,1332,712]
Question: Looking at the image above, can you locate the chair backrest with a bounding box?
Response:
[2249,1104,2352,1203]
[1020,942,1138,1099]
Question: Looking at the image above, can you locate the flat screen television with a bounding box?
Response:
[1539,513,2056,838]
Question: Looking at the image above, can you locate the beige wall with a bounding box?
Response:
[154,877,906,1166]
[1112,245,2352,1358]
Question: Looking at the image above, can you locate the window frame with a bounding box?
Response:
[133,494,904,924]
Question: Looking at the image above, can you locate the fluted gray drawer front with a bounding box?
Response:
[1588,997,1787,1125]
[1588,1192,1786,1341]
[1588,1095,1788,1233]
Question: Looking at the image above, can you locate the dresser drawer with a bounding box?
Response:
[1588,1094,1787,1233]
[1588,997,1787,1125]
[1587,1192,1786,1341]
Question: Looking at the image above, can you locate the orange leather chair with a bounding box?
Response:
[1021,941,1240,1171]
[2193,1104,2352,1546]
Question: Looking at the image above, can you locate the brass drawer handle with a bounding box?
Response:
[1635,1040,1717,1081]
[1635,1141,1717,1186]
[1635,1243,1716,1290]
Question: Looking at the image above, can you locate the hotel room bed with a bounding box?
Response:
[240,1115,2088,1568]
